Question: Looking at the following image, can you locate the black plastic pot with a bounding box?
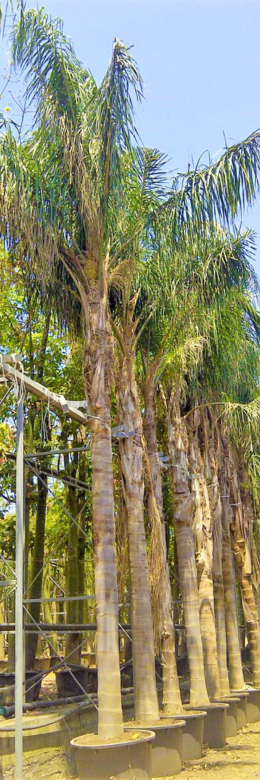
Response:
[55,665,88,697]
[186,702,229,748]
[125,719,185,777]
[71,729,155,780]
[244,687,260,723]
[161,709,206,760]
[230,689,249,729]
[215,697,239,737]
[0,670,42,705]
[87,667,98,693]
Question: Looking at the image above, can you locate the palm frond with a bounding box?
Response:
[158,131,260,234]
[93,38,143,237]
[11,8,91,125]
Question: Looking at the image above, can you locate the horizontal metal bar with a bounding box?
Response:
[6,451,90,489]
[24,444,90,459]
[23,595,95,604]
[27,464,91,490]
[0,623,132,632]
[0,580,16,587]
[39,468,89,489]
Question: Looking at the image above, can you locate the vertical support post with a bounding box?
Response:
[15,396,24,780]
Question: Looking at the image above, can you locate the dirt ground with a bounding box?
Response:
[177,721,260,780]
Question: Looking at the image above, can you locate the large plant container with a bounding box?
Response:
[215,697,239,737]
[244,687,260,723]
[125,719,185,777]
[0,671,42,705]
[186,702,229,748]
[55,665,88,697]
[71,728,155,780]
[161,709,206,760]
[87,667,98,693]
[34,656,50,671]
[230,689,249,729]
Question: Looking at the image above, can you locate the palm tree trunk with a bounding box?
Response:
[203,411,230,696]
[117,351,159,723]
[43,567,58,658]
[229,456,260,687]
[144,379,181,714]
[84,285,123,738]
[187,414,220,701]
[0,601,5,661]
[166,397,209,706]
[219,434,245,690]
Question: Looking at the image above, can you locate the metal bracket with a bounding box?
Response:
[112,424,135,439]
[67,400,88,410]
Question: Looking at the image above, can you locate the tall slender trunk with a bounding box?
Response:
[25,474,48,669]
[77,440,88,645]
[117,349,159,723]
[166,397,209,706]
[188,410,220,701]
[8,593,15,671]
[83,283,123,738]
[203,412,230,696]
[219,432,245,690]
[229,453,260,687]
[0,601,5,661]
[24,310,51,669]
[144,379,181,715]
[24,470,33,593]
[43,567,58,657]
[77,529,85,653]
[65,484,80,664]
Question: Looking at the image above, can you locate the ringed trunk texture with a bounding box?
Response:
[188,411,220,702]
[144,380,182,715]
[203,412,230,697]
[219,434,245,690]
[167,400,209,706]
[229,454,260,687]
[118,350,159,723]
[84,283,123,739]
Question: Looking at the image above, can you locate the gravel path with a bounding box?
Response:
[178,722,260,780]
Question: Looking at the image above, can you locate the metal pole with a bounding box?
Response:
[15,396,24,780]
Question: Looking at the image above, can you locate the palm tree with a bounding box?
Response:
[143,352,182,715]
[187,262,260,693]
[139,227,257,706]
[1,10,144,738]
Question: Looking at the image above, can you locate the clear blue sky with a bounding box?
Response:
[1,0,260,272]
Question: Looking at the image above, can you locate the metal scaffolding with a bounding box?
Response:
[0,354,94,780]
